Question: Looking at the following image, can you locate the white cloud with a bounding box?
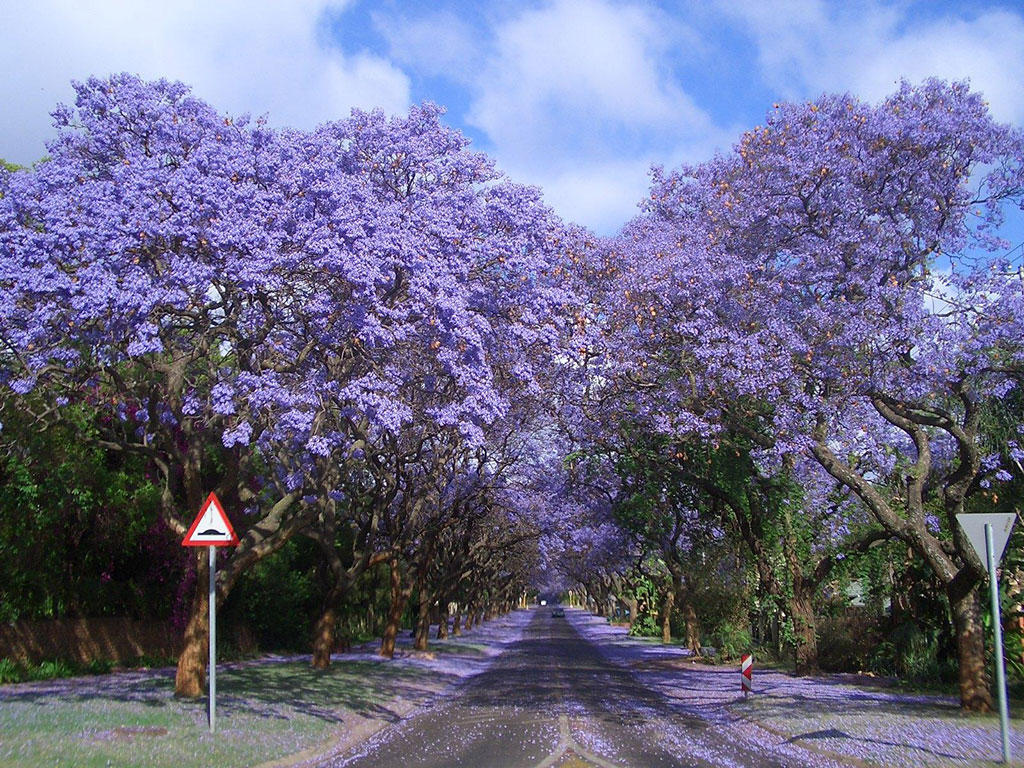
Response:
[0,0,411,165]
[511,159,655,233]
[373,10,481,82]
[725,1,1024,123]
[468,0,712,165]
[445,0,727,234]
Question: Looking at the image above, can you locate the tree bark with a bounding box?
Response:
[812,404,990,711]
[783,505,819,675]
[311,549,390,669]
[682,600,700,655]
[791,593,819,675]
[380,560,412,659]
[174,549,209,698]
[950,585,993,712]
[452,605,463,636]
[311,604,338,670]
[661,587,674,644]
[414,590,432,651]
[437,602,450,639]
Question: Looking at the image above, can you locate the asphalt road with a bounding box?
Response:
[322,609,811,768]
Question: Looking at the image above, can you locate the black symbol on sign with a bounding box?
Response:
[199,529,224,536]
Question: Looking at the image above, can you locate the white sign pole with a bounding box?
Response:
[209,545,217,734]
[986,523,1011,764]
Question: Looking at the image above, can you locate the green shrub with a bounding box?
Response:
[227,538,320,652]
[713,622,752,661]
[817,611,878,672]
[84,658,113,675]
[0,658,24,684]
[27,659,74,681]
[125,654,177,669]
[868,621,957,684]
[1004,624,1024,683]
[628,615,660,637]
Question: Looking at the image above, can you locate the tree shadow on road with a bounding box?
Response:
[784,726,963,762]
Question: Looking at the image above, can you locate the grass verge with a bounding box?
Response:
[0,659,446,768]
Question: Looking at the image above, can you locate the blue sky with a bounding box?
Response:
[3,0,1024,236]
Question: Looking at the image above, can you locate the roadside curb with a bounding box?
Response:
[254,690,430,768]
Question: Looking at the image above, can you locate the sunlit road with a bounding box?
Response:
[322,608,809,768]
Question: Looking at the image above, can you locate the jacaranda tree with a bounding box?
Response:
[613,79,1024,710]
[0,75,581,695]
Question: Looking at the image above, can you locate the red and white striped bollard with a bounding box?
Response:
[740,653,753,697]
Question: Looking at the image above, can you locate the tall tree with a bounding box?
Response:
[615,80,1024,710]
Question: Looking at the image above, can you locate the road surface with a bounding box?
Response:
[321,608,821,768]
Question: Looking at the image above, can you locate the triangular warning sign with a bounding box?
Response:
[183,492,239,547]
[956,513,1016,567]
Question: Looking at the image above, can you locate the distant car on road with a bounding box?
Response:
[551,607,565,617]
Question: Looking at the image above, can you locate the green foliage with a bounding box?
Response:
[0,656,120,683]
[625,572,661,637]
[628,614,660,637]
[1004,624,1024,682]
[84,658,114,675]
[27,659,75,681]
[226,538,321,652]
[711,621,752,661]
[0,658,21,683]
[868,621,958,683]
[0,395,171,622]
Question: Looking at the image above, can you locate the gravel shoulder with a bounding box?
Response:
[568,609,1024,767]
[0,610,533,768]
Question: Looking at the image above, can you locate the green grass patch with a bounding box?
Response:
[431,640,490,656]
[0,659,443,768]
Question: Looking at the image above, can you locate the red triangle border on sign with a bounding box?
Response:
[182,492,240,547]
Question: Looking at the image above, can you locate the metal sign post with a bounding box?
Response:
[986,523,1011,765]
[957,513,1016,765]
[209,545,217,733]
[182,492,240,734]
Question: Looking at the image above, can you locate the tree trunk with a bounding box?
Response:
[661,587,674,644]
[380,560,411,659]
[414,591,432,651]
[312,566,351,670]
[950,586,993,712]
[452,605,463,636]
[437,602,449,640]
[791,593,819,675]
[682,600,700,655]
[174,550,210,698]
[311,604,337,670]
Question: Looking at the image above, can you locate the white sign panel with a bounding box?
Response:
[956,513,1016,566]
[182,492,239,547]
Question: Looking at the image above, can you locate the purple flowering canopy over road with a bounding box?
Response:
[3,74,1023,714]
[594,79,1024,711]
[0,74,584,696]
